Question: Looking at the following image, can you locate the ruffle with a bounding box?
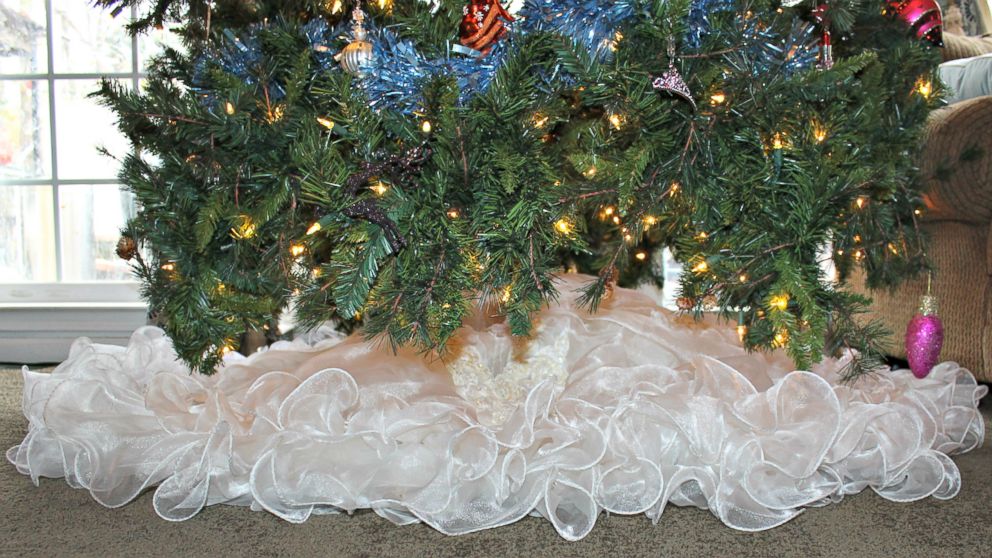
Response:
[7,275,987,539]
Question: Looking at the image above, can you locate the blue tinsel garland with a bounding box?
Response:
[192,0,818,113]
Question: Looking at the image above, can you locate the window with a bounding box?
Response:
[0,0,174,293]
[0,1,178,362]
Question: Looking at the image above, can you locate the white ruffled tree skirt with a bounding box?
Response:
[7,275,987,540]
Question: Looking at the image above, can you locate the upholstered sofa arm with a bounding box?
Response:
[942,33,992,62]
[918,95,992,225]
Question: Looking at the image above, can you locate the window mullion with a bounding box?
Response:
[44,0,63,282]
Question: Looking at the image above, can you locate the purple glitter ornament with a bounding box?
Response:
[905,280,943,378]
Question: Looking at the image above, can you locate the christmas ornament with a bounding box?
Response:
[905,274,944,378]
[886,0,943,46]
[342,143,433,252]
[811,3,833,69]
[116,235,138,261]
[459,0,516,56]
[652,39,696,110]
[336,2,375,77]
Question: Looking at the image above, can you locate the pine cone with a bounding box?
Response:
[116,235,137,261]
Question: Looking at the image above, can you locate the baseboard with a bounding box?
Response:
[0,303,148,364]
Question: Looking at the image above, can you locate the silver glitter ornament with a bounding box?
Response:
[652,38,696,110]
[336,2,374,77]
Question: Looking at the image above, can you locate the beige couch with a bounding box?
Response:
[852,33,992,382]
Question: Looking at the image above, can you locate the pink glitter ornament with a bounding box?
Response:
[886,0,943,47]
[905,275,943,378]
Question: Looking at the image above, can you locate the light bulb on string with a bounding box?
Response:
[770,294,789,311]
[306,222,322,235]
[609,30,623,52]
[608,112,624,130]
[811,120,828,143]
[774,330,789,347]
[500,285,512,303]
[316,116,335,130]
[771,132,786,151]
[231,215,257,239]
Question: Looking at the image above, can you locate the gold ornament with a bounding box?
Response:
[335,3,374,77]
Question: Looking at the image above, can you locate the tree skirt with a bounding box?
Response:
[7,275,987,540]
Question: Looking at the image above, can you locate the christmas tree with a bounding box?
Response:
[93,0,942,376]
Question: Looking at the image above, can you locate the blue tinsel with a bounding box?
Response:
[193,0,819,113]
[516,0,635,59]
[358,26,510,113]
[749,20,819,76]
[684,0,736,49]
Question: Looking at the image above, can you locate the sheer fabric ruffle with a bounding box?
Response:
[7,275,987,539]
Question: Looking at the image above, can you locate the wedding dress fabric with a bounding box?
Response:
[7,275,987,539]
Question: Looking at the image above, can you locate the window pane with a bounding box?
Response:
[51,2,131,74]
[138,25,185,69]
[0,79,51,179]
[59,184,135,281]
[54,79,129,180]
[0,185,56,282]
[0,0,48,74]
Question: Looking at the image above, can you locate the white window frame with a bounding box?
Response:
[0,1,147,363]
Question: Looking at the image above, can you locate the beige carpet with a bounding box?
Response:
[1,366,989,558]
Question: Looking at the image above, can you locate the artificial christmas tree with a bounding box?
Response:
[90,0,941,378]
[7,0,986,539]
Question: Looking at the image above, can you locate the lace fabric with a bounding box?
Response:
[7,274,987,539]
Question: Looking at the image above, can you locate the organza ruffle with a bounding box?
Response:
[7,275,987,538]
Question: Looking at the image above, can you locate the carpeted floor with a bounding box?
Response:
[1,366,989,558]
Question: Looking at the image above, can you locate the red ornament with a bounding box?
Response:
[459,0,515,55]
[887,0,943,46]
[811,4,833,69]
